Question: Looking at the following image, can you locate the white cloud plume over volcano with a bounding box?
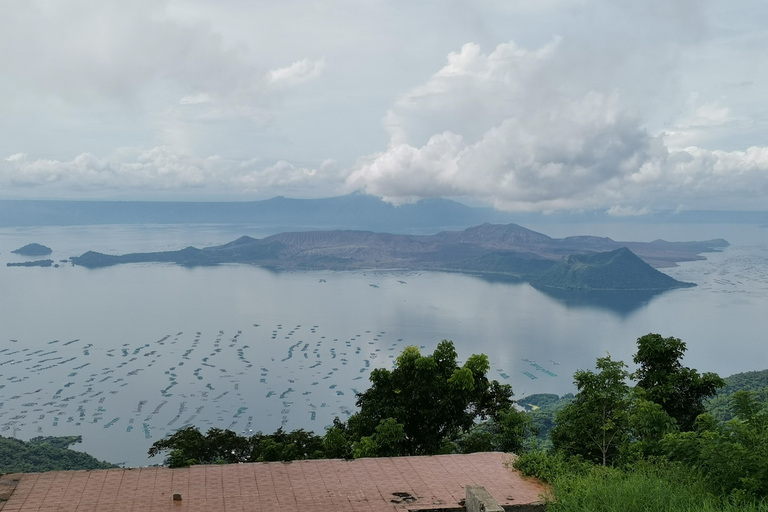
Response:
[349,40,768,212]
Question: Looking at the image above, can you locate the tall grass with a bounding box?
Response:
[515,452,768,512]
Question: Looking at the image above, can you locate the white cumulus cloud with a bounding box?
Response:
[350,40,768,212]
[0,148,346,199]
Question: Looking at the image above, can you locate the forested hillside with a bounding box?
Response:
[0,436,115,473]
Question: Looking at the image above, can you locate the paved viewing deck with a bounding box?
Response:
[0,452,547,511]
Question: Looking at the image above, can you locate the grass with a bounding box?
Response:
[514,452,768,512]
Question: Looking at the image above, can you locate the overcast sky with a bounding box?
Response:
[1,0,766,212]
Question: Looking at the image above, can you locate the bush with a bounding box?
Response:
[513,450,589,483]
[514,452,768,512]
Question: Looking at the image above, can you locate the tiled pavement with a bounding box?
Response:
[0,452,548,511]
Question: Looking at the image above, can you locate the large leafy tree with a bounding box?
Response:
[551,355,631,465]
[347,340,513,455]
[633,333,725,431]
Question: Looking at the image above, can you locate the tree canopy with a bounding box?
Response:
[551,355,631,465]
[346,340,514,455]
[633,333,725,430]
[550,333,726,466]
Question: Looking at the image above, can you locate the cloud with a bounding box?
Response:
[268,59,327,88]
[179,93,214,106]
[1,0,766,207]
[5,153,27,163]
[0,148,345,199]
[607,205,652,217]
[350,39,768,212]
[662,94,746,151]
[0,0,246,102]
[166,57,326,127]
[0,1,327,157]
[383,39,560,146]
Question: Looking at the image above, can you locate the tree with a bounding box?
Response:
[149,426,325,467]
[633,333,725,431]
[551,355,631,465]
[352,418,407,458]
[456,408,537,454]
[148,426,251,467]
[621,390,678,460]
[662,391,768,498]
[347,340,513,455]
[322,418,353,459]
[251,427,324,462]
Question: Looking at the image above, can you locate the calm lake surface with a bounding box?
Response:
[1,223,766,466]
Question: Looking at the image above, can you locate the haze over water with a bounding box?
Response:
[1,223,766,467]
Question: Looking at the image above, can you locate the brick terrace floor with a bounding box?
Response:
[0,452,547,512]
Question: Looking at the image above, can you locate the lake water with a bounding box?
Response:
[0,223,766,466]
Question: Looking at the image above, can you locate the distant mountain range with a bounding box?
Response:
[70,223,728,291]
[2,195,768,231]
[0,195,512,232]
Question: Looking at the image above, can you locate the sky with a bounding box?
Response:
[1,0,767,212]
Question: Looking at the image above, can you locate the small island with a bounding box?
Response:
[12,243,52,256]
[7,259,54,267]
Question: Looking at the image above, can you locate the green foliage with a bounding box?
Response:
[720,369,768,395]
[322,418,353,459]
[352,418,407,458]
[148,426,250,466]
[513,450,591,484]
[633,333,725,431]
[251,427,325,462]
[515,452,768,512]
[348,340,513,455]
[148,426,325,467]
[707,370,768,422]
[549,333,729,469]
[493,408,538,453]
[0,436,115,473]
[519,393,565,411]
[517,393,574,449]
[662,391,768,498]
[546,461,760,512]
[551,355,632,465]
[456,408,538,454]
[621,393,678,460]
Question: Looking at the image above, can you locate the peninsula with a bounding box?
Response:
[69,223,727,291]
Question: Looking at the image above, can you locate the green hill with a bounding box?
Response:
[706,369,768,422]
[0,436,116,473]
[530,247,695,291]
